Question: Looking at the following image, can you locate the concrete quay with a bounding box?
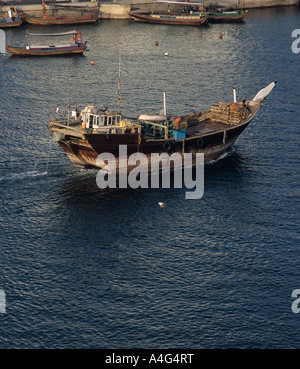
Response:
[0,1,298,20]
[0,2,131,20]
[131,0,298,8]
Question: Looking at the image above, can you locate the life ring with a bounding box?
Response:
[196,137,204,147]
[163,141,172,151]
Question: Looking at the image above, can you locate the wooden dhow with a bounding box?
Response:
[49,82,277,172]
[0,7,23,28]
[6,30,87,56]
[128,1,207,26]
[203,1,247,23]
[129,0,247,25]
[0,18,23,28]
[24,2,97,26]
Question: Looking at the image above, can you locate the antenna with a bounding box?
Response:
[117,51,121,113]
[163,92,167,115]
[233,86,237,103]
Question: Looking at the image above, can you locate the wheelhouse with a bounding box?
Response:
[81,111,122,129]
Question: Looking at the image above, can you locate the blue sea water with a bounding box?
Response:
[0,6,299,349]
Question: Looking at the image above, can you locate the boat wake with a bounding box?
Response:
[0,170,49,183]
[0,141,53,183]
[206,148,235,165]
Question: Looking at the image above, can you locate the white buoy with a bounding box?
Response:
[164,52,169,57]
[233,86,237,103]
[158,202,166,210]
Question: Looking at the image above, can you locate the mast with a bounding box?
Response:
[42,1,45,18]
[117,51,121,113]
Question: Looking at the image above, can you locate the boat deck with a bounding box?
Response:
[178,107,249,138]
[50,103,251,144]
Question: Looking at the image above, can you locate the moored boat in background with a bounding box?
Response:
[6,29,87,56]
[0,6,23,28]
[203,0,247,23]
[24,1,97,26]
[128,0,247,25]
[0,18,22,28]
[128,0,207,26]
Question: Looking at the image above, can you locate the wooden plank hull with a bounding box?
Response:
[50,111,257,172]
[55,123,249,171]
[25,16,97,26]
[0,19,23,28]
[6,44,87,56]
[128,12,207,26]
[49,82,276,173]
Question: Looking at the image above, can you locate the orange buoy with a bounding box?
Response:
[219,33,223,39]
[91,61,95,66]
[155,41,158,46]
[174,117,181,125]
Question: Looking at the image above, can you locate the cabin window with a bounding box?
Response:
[86,114,93,128]
[93,116,102,128]
[107,116,113,125]
[98,116,104,126]
[116,115,121,125]
[89,115,94,126]
[93,116,97,127]
[104,117,108,126]
[95,116,105,127]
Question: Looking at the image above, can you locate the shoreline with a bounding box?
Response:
[0,1,299,20]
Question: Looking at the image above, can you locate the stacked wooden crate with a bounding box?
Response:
[174,120,188,130]
[173,115,197,129]
[210,102,248,125]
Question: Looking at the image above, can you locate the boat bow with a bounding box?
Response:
[252,81,277,103]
